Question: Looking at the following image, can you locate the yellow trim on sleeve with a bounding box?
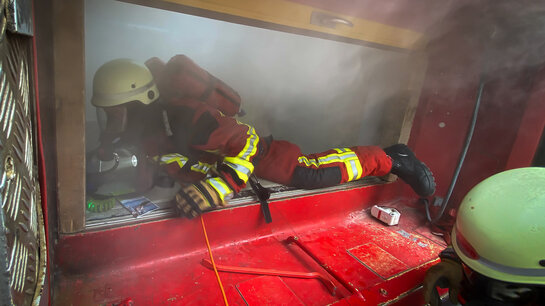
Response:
[156,153,189,168]
[223,122,259,184]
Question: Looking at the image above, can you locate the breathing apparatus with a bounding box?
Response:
[86,59,162,211]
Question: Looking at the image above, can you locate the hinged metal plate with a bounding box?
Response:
[0,18,45,306]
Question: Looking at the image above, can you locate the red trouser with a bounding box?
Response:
[254,140,392,189]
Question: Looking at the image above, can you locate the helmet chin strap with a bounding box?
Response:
[161,109,173,137]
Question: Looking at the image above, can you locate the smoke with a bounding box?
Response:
[85,0,414,154]
[231,37,412,153]
[426,0,545,79]
[85,0,545,156]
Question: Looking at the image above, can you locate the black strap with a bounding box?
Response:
[178,189,202,218]
[249,175,272,223]
[217,163,245,186]
[195,182,217,208]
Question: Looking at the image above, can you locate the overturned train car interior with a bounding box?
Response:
[1,0,545,305]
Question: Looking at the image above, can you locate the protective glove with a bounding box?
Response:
[423,258,464,305]
[175,181,224,218]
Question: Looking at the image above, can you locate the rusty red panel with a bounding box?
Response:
[406,31,545,217]
[407,47,484,199]
[505,67,545,169]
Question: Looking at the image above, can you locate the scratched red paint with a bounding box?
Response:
[236,276,305,305]
[348,243,409,279]
[53,186,443,305]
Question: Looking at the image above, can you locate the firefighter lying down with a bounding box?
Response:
[89,56,436,218]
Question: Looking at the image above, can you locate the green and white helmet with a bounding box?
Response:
[452,167,545,285]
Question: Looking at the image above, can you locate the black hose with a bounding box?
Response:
[426,76,486,224]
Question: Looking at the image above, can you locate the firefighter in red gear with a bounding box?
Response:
[92,56,435,218]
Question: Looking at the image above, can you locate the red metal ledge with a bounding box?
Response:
[53,182,445,305]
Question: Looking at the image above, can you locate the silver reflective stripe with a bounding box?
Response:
[224,161,252,178]
[298,148,362,181]
[349,159,359,180]
[478,256,545,277]
[302,151,357,165]
[93,80,156,102]
[191,163,211,174]
[319,155,342,163]
[162,110,173,136]
[241,126,259,160]
[206,177,233,201]
[159,154,189,168]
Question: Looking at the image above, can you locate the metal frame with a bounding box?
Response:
[52,0,85,233]
[122,0,424,51]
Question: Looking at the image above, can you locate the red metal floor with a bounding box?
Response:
[53,184,446,305]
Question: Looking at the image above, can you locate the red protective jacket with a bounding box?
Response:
[144,55,392,201]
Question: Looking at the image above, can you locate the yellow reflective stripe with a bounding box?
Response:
[155,154,215,175]
[335,148,363,181]
[156,153,189,168]
[223,158,253,183]
[351,157,364,181]
[297,156,318,167]
[297,148,363,182]
[237,123,259,161]
[190,162,213,174]
[206,177,233,202]
[223,122,259,183]
[297,151,354,166]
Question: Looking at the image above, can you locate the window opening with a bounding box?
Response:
[83,0,423,228]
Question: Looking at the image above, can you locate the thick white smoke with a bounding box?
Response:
[84,0,414,153]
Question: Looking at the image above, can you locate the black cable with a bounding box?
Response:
[426,76,486,224]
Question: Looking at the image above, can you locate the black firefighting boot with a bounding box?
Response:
[384,144,436,197]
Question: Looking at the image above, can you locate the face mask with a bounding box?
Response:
[100,105,128,135]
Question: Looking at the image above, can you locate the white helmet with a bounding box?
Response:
[91,59,159,107]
